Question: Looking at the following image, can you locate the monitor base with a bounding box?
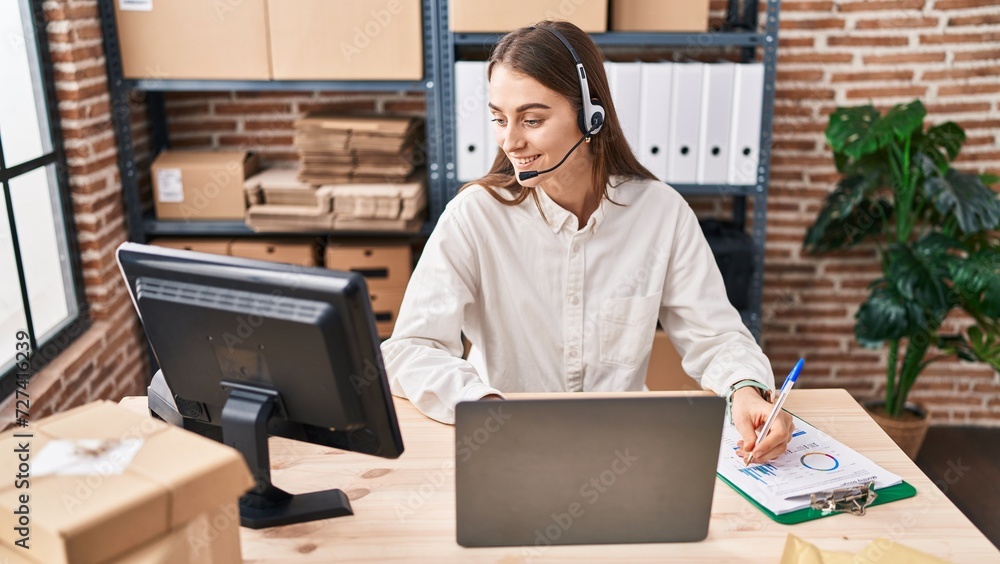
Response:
[222,385,355,529]
[239,488,353,529]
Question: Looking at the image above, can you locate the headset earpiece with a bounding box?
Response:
[583,100,605,136]
[535,26,604,138]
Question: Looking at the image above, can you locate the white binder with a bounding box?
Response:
[727,63,765,186]
[638,62,672,181]
[604,61,617,120]
[613,62,642,157]
[697,62,737,184]
[667,62,704,184]
[455,61,489,181]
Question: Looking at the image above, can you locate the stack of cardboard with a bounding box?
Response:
[294,113,423,185]
[244,165,329,207]
[243,163,425,233]
[328,172,426,232]
[244,164,334,232]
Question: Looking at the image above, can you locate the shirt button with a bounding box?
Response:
[569,349,579,358]
[569,295,580,306]
[572,244,580,253]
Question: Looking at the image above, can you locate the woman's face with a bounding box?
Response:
[488,64,593,189]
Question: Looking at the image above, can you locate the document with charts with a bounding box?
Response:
[717,415,903,515]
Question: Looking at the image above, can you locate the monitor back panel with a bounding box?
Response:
[455,396,726,547]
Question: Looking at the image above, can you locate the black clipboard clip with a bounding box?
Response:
[810,481,878,516]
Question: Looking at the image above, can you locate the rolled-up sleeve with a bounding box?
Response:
[659,204,775,396]
[380,201,502,424]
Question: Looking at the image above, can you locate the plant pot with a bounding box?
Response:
[863,400,930,460]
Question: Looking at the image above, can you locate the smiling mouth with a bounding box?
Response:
[513,155,541,167]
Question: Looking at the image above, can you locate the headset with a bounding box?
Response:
[517,26,606,181]
[534,25,606,138]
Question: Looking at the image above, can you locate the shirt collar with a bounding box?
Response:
[533,186,574,233]
[532,180,621,234]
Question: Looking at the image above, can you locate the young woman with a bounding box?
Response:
[381,21,793,463]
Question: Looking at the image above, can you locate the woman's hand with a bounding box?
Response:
[731,386,794,464]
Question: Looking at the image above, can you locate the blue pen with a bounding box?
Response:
[745,358,805,465]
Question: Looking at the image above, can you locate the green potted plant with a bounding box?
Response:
[803,100,1000,459]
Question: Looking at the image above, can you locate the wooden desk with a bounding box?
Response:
[120,390,998,562]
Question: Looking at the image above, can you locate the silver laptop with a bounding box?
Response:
[455,396,725,547]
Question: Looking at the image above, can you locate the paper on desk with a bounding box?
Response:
[717,415,902,515]
[780,534,948,564]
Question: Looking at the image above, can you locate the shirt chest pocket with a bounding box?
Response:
[598,293,661,368]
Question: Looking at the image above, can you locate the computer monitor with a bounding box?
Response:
[116,242,404,529]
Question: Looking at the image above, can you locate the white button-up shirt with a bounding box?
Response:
[381,177,775,423]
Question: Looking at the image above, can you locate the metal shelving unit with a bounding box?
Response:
[438,0,780,340]
[454,31,767,48]
[141,217,435,239]
[99,0,449,244]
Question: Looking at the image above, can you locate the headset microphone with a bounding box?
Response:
[517,120,602,181]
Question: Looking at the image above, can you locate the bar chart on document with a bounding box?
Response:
[717,415,903,514]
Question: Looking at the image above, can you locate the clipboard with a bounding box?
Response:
[717,474,917,525]
[717,413,918,524]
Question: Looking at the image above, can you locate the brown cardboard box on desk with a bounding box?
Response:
[151,151,260,221]
[0,401,253,564]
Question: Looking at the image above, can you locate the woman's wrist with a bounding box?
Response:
[732,386,764,402]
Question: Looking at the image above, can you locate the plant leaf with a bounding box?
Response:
[950,246,1000,319]
[916,121,965,172]
[827,101,925,162]
[913,151,945,180]
[885,235,960,318]
[965,325,1000,372]
[855,279,928,346]
[923,168,1000,233]
[877,100,926,144]
[826,105,882,160]
[803,173,889,253]
[936,334,978,363]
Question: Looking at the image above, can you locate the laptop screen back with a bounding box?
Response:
[455,395,726,547]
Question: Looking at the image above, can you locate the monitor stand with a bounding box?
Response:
[222,386,353,529]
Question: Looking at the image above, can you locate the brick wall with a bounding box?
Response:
[0,0,149,424]
[761,0,1000,425]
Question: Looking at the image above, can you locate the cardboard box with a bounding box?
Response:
[229,238,319,267]
[326,242,412,290]
[0,500,241,564]
[0,401,253,564]
[113,0,270,80]
[268,0,423,80]
[151,151,260,221]
[451,0,608,32]
[610,0,709,32]
[369,287,405,338]
[148,238,232,256]
[645,330,697,391]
